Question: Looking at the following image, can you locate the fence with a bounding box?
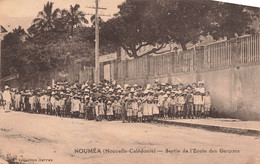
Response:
[116,33,260,82]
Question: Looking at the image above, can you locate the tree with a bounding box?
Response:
[100,0,168,58]
[101,0,259,58]
[28,1,61,35]
[2,26,33,77]
[61,4,88,36]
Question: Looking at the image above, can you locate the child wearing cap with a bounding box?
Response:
[203,91,211,118]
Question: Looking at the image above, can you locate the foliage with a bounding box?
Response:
[28,1,61,35]
[101,0,260,58]
[61,4,89,36]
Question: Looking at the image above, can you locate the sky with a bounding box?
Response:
[0,0,125,30]
[0,0,260,31]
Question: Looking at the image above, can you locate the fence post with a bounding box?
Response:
[230,38,241,67]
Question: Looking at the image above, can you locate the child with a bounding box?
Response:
[142,98,149,122]
[185,89,194,119]
[71,95,80,118]
[79,96,85,118]
[147,98,153,122]
[203,91,211,118]
[177,92,185,119]
[113,99,121,120]
[60,93,66,117]
[152,98,160,120]
[106,101,113,121]
[97,99,105,121]
[137,100,143,123]
[132,98,139,122]
[126,99,133,123]
[163,94,169,119]
[193,91,203,118]
[168,93,176,119]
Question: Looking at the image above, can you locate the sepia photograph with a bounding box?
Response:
[0,0,260,163]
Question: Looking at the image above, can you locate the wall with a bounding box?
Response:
[115,33,260,120]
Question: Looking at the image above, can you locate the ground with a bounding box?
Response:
[0,110,260,164]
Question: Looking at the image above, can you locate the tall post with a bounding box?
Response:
[94,0,100,84]
[0,37,2,87]
[0,25,8,88]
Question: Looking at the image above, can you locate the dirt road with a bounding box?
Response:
[0,110,259,164]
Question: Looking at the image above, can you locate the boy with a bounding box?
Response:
[106,101,113,121]
[203,91,211,118]
[152,98,159,120]
[137,100,143,123]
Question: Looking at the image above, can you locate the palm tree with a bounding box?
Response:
[61,4,88,36]
[29,1,60,35]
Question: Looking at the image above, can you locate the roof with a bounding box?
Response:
[0,25,8,33]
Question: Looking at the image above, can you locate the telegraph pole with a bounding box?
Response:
[0,25,8,87]
[94,0,100,84]
[87,0,109,84]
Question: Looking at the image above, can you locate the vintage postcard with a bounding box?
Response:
[0,0,260,163]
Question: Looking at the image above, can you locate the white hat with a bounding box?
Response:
[124,84,129,89]
[198,81,204,85]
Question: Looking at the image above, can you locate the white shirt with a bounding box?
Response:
[3,90,11,102]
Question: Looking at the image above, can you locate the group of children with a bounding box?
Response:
[2,80,211,122]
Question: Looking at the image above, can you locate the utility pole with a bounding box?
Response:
[94,0,100,84]
[0,25,8,88]
[87,0,109,84]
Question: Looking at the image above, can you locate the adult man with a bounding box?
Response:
[2,85,12,111]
